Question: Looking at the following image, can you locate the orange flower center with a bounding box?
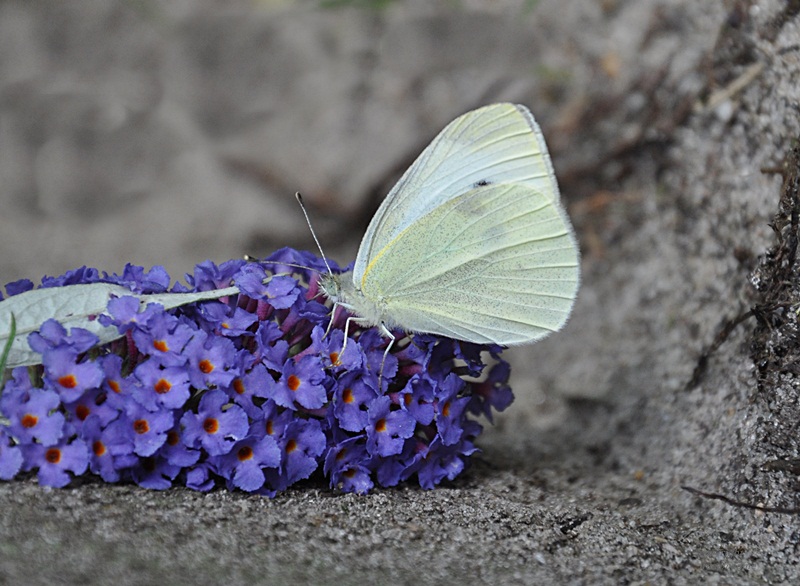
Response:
[58,374,77,389]
[154,379,171,394]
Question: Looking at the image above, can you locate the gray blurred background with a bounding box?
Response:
[0,0,705,285]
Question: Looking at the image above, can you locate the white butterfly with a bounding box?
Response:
[317,103,580,355]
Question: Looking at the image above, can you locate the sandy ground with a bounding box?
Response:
[1,1,799,584]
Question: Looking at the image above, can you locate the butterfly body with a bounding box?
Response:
[318,271,393,331]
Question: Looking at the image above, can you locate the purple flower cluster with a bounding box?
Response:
[0,248,513,494]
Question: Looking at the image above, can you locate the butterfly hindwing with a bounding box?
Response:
[359,182,579,345]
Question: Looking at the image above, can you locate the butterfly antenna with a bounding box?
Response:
[295,192,333,275]
[243,254,316,273]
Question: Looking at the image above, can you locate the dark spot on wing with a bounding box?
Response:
[473,179,491,188]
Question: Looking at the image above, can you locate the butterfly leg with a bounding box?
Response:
[340,314,362,357]
[323,303,340,340]
[377,322,395,387]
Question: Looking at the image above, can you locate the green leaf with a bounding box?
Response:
[319,0,397,9]
[0,283,240,369]
[0,312,16,391]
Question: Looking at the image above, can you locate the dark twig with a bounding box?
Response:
[681,485,800,515]
[685,309,755,389]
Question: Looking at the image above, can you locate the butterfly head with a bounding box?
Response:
[317,272,343,305]
[318,271,360,313]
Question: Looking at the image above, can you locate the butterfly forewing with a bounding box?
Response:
[353,103,560,286]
